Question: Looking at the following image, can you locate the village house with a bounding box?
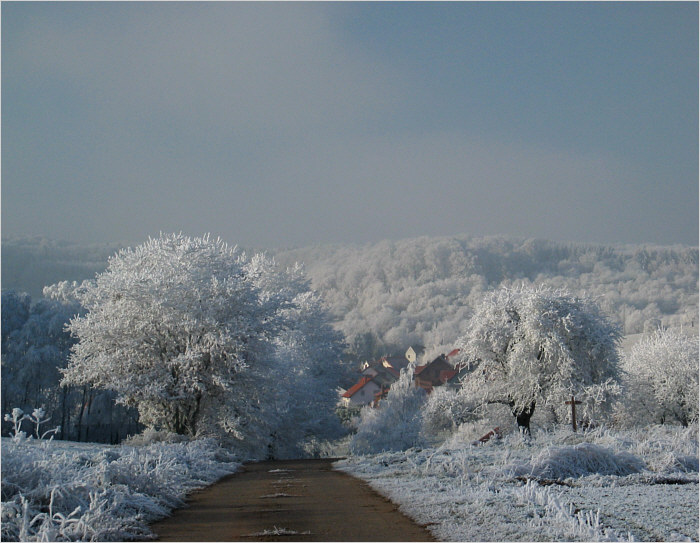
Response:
[405,345,425,364]
[414,349,464,393]
[340,376,382,407]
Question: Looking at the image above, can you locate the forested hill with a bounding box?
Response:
[3,234,697,361]
[273,235,698,359]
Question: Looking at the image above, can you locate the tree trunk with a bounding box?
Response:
[511,400,536,435]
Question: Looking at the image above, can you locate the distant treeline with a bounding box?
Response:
[273,235,698,359]
[2,237,124,299]
[3,233,698,364]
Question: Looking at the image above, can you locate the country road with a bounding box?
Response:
[150,458,435,542]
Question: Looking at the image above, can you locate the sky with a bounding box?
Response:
[2,2,698,249]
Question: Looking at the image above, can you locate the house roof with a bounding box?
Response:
[371,365,400,386]
[380,355,411,372]
[342,376,375,398]
[383,366,400,379]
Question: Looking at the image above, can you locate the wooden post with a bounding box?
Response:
[565,396,582,432]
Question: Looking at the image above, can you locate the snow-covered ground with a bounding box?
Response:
[1,436,240,541]
[335,425,699,542]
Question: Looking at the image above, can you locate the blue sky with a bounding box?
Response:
[2,2,697,248]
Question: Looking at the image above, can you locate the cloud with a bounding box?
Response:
[3,3,696,247]
[251,131,647,245]
[7,4,403,135]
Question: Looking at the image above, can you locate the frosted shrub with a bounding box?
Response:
[350,367,427,454]
[420,387,481,441]
[123,428,190,446]
[514,442,645,480]
[620,328,699,427]
[1,437,239,541]
[618,425,699,474]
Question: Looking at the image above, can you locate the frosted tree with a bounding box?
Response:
[62,234,273,437]
[267,289,349,458]
[212,255,348,457]
[455,286,622,434]
[622,328,698,427]
[61,233,348,455]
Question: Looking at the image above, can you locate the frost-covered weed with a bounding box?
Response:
[1,437,239,541]
[513,480,632,541]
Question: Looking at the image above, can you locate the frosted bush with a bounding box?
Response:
[350,367,427,454]
[1,437,239,541]
[620,328,699,427]
[123,428,190,446]
[514,442,645,479]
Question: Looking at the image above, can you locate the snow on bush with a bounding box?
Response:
[1,435,239,541]
[620,328,699,427]
[513,442,645,479]
[349,367,427,454]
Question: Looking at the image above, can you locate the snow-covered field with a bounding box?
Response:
[1,435,240,541]
[335,425,699,542]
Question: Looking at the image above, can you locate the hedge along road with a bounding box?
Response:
[150,458,435,542]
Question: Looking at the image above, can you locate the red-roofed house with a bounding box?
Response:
[341,376,382,407]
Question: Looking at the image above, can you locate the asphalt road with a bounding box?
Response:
[150,458,435,542]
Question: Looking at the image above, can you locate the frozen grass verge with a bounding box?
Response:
[336,425,698,541]
[1,437,240,541]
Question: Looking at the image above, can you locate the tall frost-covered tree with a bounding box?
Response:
[62,234,348,452]
[62,234,264,436]
[455,286,622,433]
[61,233,348,449]
[622,328,698,427]
[267,288,348,458]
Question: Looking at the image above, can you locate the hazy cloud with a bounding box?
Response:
[3,3,697,247]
